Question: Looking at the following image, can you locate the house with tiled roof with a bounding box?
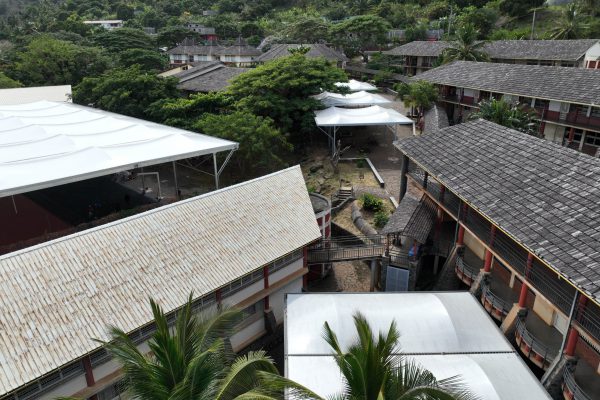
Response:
[415,61,600,156]
[166,37,224,65]
[0,166,321,400]
[217,37,261,67]
[173,61,249,93]
[384,39,600,76]
[395,119,600,398]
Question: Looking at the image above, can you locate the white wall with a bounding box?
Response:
[584,42,600,64]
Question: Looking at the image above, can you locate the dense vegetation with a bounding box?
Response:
[0,0,598,178]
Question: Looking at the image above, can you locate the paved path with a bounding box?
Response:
[344,95,416,202]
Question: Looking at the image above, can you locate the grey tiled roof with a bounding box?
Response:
[395,119,600,302]
[167,43,224,56]
[381,194,436,243]
[176,64,249,92]
[257,44,348,62]
[383,39,599,60]
[422,105,449,135]
[218,37,261,57]
[415,61,600,105]
[383,41,452,57]
[484,39,599,61]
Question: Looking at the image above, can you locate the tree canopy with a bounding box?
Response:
[469,98,539,136]
[329,15,390,61]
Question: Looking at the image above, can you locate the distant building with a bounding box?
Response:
[169,61,249,93]
[387,29,444,42]
[257,43,348,67]
[0,166,321,400]
[83,20,124,30]
[186,23,217,40]
[166,38,223,65]
[415,61,600,155]
[217,37,261,67]
[385,39,600,76]
[202,10,218,16]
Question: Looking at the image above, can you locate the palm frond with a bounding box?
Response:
[214,351,280,400]
[256,371,327,400]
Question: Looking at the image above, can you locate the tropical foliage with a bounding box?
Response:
[469,99,539,136]
[98,294,281,400]
[442,24,490,63]
[395,81,438,116]
[549,4,589,40]
[259,312,477,400]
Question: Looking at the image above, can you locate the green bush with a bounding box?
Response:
[362,193,384,212]
[374,211,389,228]
[356,159,366,168]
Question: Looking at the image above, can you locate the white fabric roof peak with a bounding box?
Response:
[314,105,414,127]
[335,79,377,92]
[312,91,392,107]
[0,101,238,197]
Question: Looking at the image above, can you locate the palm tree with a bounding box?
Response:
[469,98,539,136]
[549,4,589,39]
[261,312,477,400]
[442,24,489,63]
[98,294,280,400]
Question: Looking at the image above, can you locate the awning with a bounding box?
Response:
[312,91,392,107]
[314,106,416,155]
[335,79,377,92]
[380,194,436,243]
[0,101,238,197]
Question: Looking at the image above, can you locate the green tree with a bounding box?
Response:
[549,4,589,40]
[395,81,438,119]
[119,48,168,71]
[442,24,490,63]
[196,111,292,174]
[330,15,390,62]
[279,16,330,43]
[457,7,499,39]
[260,312,476,399]
[98,294,280,400]
[11,36,110,85]
[498,0,545,17]
[148,92,234,129]
[226,54,347,143]
[73,66,179,118]
[0,72,22,88]
[157,26,195,48]
[469,99,539,136]
[93,28,156,53]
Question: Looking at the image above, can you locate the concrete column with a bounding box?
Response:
[439,186,445,203]
[263,266,270,310]
[423,172,429,189]
[302,247,309,290]
[82,356,98,400]
[370,259,377,292]
[564,327,579,356]
[483,250,493,273]
[399,154,409,201]
[519,253,534,308]
[457,225,465,246]
[215,289,222,308]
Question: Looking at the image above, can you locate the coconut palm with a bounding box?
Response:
[442,24,489,63]
[469,98,539,136]
[549,3,589,39]
[98,294,280,400]
[260,312,477,400]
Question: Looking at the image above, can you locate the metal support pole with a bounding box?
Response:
[213,153,219,190]
[412,122,416,136]
[172,161,179,199]
[370,259,377,292]
[399,154,409,201]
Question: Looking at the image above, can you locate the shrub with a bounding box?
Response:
[362,193,384,212]
[356,159,366,168]
[374,211,389,228]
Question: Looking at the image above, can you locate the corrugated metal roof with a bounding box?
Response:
[0,166,321,396]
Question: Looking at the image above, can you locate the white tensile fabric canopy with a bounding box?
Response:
[285,293,552,400]
[335,79,377,92]
[0,101,238,197]
[312,91,392,107]
[314,106,415,154]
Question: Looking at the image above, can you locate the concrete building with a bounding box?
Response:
[82,20,124,30]
[384,39,600,76]
[166,38,224,65]
[185,23,217,40]
[395,119,600,399]
[415,61,600,156]
[0,166,321,400]
[217,37,261,67]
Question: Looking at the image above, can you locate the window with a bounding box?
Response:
[584,132,600,146]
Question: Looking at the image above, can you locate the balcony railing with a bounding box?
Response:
[563,366,594,400]
[575,302,600,342]
[515,317,559,370]
[455,254,479,286]
[481,282,513,321]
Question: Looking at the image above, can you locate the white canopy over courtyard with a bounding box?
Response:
[312,90,392,107]
[285,293,552,400]
[0,101,238,197]
[335,79,377,92]
[314,105,416,154]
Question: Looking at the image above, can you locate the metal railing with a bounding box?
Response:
[563,367,594,400]
[456,255,479,282]
[481,282,513,315]
[576,302,600,342]
[389,248,411,266]
[307,235,386,263]
[516,318,558,365]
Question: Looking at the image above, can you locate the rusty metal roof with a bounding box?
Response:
[0,165,321,396]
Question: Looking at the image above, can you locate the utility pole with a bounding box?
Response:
[530,9,537,40]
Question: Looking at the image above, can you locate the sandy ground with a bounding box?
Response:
[309,260,372,292]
